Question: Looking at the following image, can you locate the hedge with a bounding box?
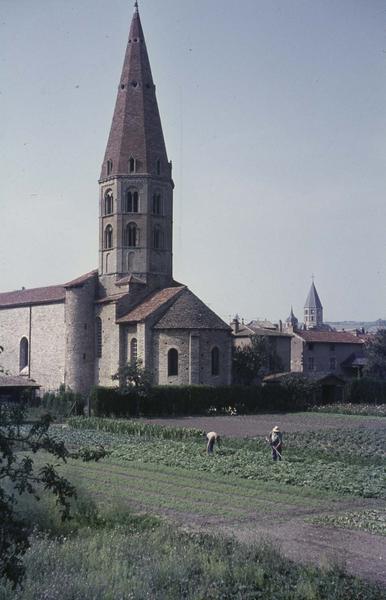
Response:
[346,377,386,405]
[89,382,315,418]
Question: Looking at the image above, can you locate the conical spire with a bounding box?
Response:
[286,306,298,326]
[304,282,322,309]
[100,3,169,180]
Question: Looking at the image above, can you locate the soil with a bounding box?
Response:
[139,413,386,588]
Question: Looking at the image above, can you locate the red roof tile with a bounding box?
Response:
[296,331,364,344]
[117,286,185,323]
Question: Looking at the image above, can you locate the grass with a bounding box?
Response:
[1,497,385,600]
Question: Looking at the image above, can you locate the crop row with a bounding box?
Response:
[310,403,386,417]
[67,417,205,440]
[311,509,386,536]
[108,438,386,499]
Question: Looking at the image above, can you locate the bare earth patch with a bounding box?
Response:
[141,412,386,437]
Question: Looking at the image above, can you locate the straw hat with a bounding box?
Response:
[272,426,280,432]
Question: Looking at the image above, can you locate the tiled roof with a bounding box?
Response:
[0,270,97,308]
[234,325,291,338]
[100,6,169,181]
[115,275,146,287]
[296,331,364,344]
[154,289,230,330]
[117,285,185,323]
[0,284,66,308]
[0,376,40,388]
[65,270,98,288]
[304,282,323,309]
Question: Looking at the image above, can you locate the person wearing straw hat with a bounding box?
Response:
[269,426,283,461]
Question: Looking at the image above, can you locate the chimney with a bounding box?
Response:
[231,314,240,334]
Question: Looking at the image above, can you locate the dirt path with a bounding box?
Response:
[141,413,386,437]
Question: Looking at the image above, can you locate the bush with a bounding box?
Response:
[89,383,315,418]
[41,385,85,418]
[346,377,386,405]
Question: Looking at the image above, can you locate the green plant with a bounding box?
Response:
[232,335,283,385]
[0,404,106,587]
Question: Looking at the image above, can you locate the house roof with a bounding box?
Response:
[115,274,146,287]
[263,372,345,385]
[296,331,364,345]
[117,285,185,323]
[153,289,230,330]
[234,325,291,338]
[0,376,40,389]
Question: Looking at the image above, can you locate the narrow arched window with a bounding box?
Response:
[19,337,29,371]
[156,159,161,176]
[129,157,136,173]
[168,348,178,376]
[95,318,102,358]
[104,189,113,215]
[104,225,113,249]
[211,346,220,376]
[130,338,138,365]
[128,252,135,271]
[153,226,163,249]
[105,253,110,273]
[152,193,162,215]
[124,222,138,247]
[125,190,139,213]
[107,159,113,175]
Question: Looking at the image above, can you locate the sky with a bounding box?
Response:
[1,0,386,324]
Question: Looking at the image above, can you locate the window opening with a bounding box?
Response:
[19,337,29,371]
[168,348,178,376]
[211,347,220,376]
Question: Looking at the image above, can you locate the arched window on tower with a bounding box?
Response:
[153,226,164,250]
[130,338,138,365]
[168,348,178,377]
[124,222,138,247]
[104,189,113,215]
[107,160,113,175]
[125,190,139,213]
[152,193,162,215]
[211,346,220,376]
[104,225,113,249]
[95,318,102,358]
[19,337,29,372]
[129,157,136,173]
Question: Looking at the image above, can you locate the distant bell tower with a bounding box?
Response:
[98,2,174,290]
[304,280,323,329]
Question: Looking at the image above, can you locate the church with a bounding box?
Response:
[0,4,232,395]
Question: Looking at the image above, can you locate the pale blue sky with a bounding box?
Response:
[1,0,385,323]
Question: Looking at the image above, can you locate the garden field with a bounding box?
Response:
[3,411,386,598]
[49,413,386,584]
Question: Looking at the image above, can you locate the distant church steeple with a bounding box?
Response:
[98,2,173,288]
[304,280,323,329]
[286,306,298,331]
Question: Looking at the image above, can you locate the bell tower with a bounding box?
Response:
[98,2,173,291]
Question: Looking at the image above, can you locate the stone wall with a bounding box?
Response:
[0,302,66,392]
[153,329,232,386]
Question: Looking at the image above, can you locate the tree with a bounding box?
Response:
[112,359,152,397]
[0,400,106,587]
[364,329,386,379]
[232,335,283,385]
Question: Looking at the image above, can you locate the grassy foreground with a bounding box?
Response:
[1,496,385,600]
